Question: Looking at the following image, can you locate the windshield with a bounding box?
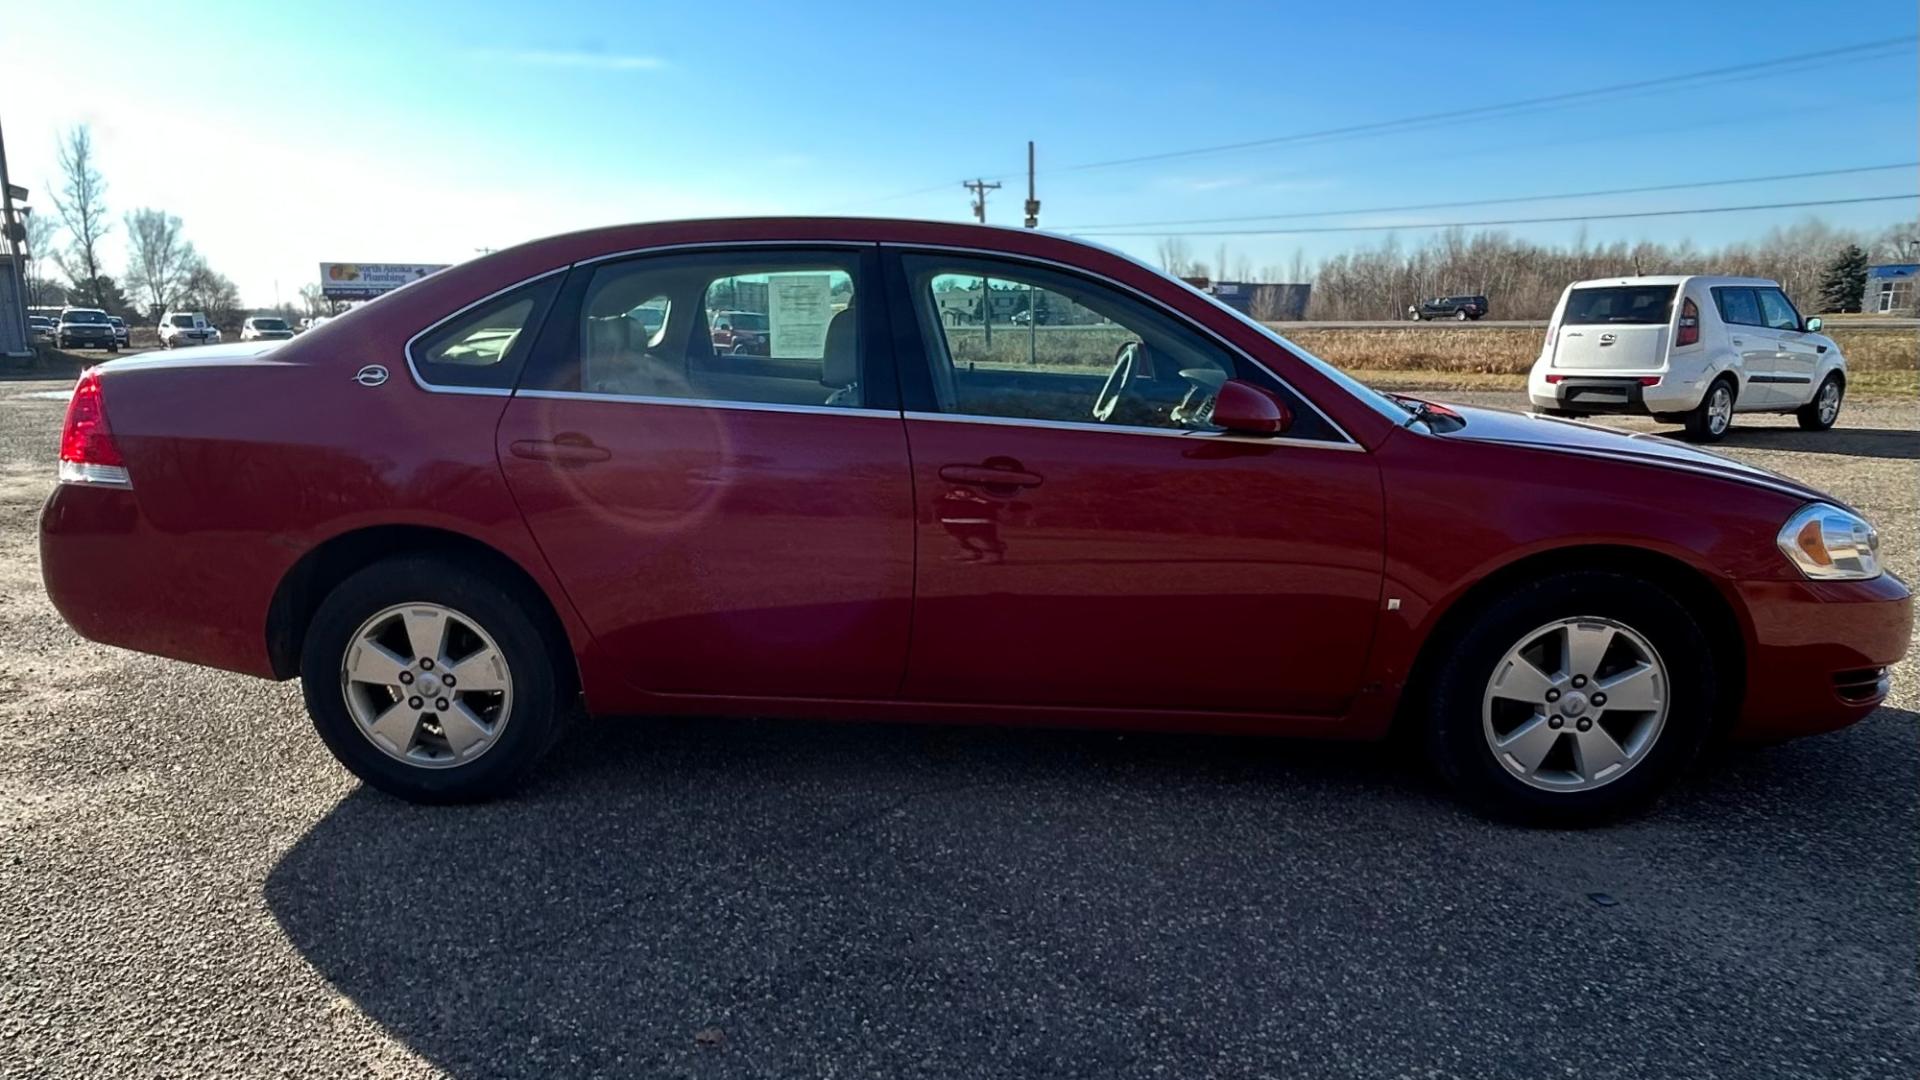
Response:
[63,310,108,324]
[1562,285,1676,325]
[252,318,288,330]
[108,317,125,327]
[169,315,199,327]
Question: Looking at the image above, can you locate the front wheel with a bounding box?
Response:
[300,555,570,803]
[1681,378,1735,442]
[1424,571,1716,826]
[1796,374,1843,431]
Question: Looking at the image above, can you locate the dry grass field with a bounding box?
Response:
[1279,325,1918,398]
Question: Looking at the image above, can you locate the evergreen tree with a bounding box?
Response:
[1817,245,1868,314]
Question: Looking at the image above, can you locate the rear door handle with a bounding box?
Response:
[939,464,1043,491]
[510,433,611,465]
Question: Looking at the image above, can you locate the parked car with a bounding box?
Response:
[56,308,119,351]
[28,316,57,345]
[159,311,221,348]
[241,315,295,341]
[39,218,1909,824]
[709,309,769,354]
[1408,295,1488,321]
[1528,276,1846,443]
[106,316,130,348]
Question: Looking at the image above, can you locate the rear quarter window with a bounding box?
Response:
[410,277,562,391]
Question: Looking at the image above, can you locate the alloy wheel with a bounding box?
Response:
[1707,385,1732,435]
[1818,381,1841,424]
[1482,617,1669,792]
[340,602,513,768]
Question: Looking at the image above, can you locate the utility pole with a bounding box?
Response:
[963,178,1000,224]
[1023,141,1040,229]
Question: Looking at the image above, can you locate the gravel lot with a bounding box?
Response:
[0,379,1913,1079]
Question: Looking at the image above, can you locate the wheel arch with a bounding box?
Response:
[1392,543,1748,741]
[265,524,581,687]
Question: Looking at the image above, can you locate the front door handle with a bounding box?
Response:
[510,433,611,465]
[1730,337,1744,346]
[939,463,1043,492]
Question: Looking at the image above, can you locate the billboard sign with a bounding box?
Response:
[319,262,450,300]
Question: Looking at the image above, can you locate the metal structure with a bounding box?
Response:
[0,117,32,360]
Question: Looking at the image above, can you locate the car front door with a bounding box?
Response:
[886,250,1385,719]
[496,244,916,701]
[1758,287,1819,404]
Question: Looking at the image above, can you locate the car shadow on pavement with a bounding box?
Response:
[1708,425,1920,461]
[265,707,1920,1079]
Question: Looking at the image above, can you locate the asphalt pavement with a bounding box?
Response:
[0,378,1914,1079]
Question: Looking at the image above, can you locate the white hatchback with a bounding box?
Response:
[1527,275,1846,442]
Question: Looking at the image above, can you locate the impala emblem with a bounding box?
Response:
[1599,333,1616,346]
[353,365,390,387]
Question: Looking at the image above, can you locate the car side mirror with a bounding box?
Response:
[1803,316,1823,333]
[1213,379,1292,436]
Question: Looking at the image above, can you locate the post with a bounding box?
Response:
[1023,141,1040,229]
[0,116,30,359]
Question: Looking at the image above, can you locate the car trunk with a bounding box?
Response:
[1550,285,1676,371]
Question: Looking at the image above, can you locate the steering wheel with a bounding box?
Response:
[1091,340,1141,423]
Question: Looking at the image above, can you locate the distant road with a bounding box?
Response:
[1275,318,1920,330]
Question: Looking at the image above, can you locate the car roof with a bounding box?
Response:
[1566,274,1778,289]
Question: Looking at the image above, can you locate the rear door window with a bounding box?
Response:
[1711,287,1764,327]
[1561,286,1676,325]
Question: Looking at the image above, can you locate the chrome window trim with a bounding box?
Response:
[402,265,571,396]
[879,241,1358,448]
[517,388,897,419]
[900,410,1366,451]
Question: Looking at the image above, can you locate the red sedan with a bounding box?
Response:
[39,219,1910,824]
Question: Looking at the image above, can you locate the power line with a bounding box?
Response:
[1057,36,1914,175]
[837,35,1914,208]
[1069,193,1919,238]
[1055,162,1920,231]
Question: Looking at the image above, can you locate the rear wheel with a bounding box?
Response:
[1796,373,1843,431]
[1455,309,1470,321]
[300,555,570,803]
[1681,377,1735,442]
[1425,570,1716,826]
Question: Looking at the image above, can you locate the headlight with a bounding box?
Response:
[1778,503,1881,580]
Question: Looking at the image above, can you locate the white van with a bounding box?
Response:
[159,311,221,349]
[1527,276,1846,442]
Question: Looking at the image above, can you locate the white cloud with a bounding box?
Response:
[466,48,668,71]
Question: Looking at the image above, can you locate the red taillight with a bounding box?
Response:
[1676,297,1700,347]
[1638,376,1661,386]
[59,370,129,485]
[1545,374,1565,384]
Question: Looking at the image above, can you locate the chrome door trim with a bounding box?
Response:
[900,410,1366,451]
[516,388,899,419]
[879,241,1359,448]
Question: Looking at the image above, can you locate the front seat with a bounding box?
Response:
[820,306,859,407]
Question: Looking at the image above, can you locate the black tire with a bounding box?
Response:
[299,555,571,803]
[1796,373,1843,431]
[1681,376,1736,443]
[1424,570,1717,826]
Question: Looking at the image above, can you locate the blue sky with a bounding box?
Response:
[7,0,1916,303]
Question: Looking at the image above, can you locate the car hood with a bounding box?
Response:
[1420,399,1827,503]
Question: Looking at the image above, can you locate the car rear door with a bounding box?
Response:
[495,244,916,700]
[885,249,1385,718]
[1709,287,1782,405]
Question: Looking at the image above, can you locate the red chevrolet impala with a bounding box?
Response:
[39,219,1910,823]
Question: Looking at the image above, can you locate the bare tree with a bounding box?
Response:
[124,208,196,319]
[1154,237,1193,275]
[177,255,244,328]
[21,210,61,305]
[50,125,111,307]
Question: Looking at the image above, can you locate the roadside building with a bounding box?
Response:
[1863,263,1917,314]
